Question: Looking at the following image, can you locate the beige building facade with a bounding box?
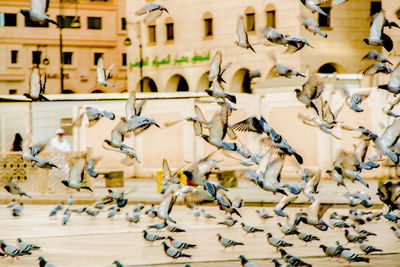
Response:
[0,0,128,95]
[126,0,390,93]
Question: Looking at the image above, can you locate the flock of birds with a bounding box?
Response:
[2,0,400,266]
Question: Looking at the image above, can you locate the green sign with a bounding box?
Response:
[129,51,210,71]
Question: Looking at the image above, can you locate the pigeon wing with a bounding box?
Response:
[194,105,207,123]
[208,51,222,81]
[105,63,115,79]
[379,118,400,148]
[265,156,285,184]
[30,68,41,98]
[144,9,162,24]
[69,158,86,184]
[236,16,247,44]
[125,90,136,119]
[369,12,384,41]
[31,0,46,14]
[388,63,400,89]
[209,110,224,140]
[135,2,158,15]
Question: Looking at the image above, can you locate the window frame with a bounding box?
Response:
[318,7,331,28]
[148,24,156,44]
[245,12,256,32]
[11,50,18,64]
[87,17,102,30]
[94,52,103,66]
[3,13,17,27]
[166,22,174,41]
[62,52,73,65]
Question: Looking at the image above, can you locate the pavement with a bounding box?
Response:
[0,177,386,208]
[1,205,399,267]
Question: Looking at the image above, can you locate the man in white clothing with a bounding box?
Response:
[51,128,71,152]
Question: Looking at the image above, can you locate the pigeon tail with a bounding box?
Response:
[310,101,320,116]
[382,32,393,52]
[225,93,237,104]
[355,174,369,188]
[222,141,237,151]
[293,152,303,164]
[82,186,93,192]
[387,150,399,164]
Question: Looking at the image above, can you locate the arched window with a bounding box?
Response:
[165,17,174,42]
[265,4,276,28]
[166,74,189,92]
[318,63,343,74]
[91,89,104,93]
[136,77,158,92]
[245,6,256,32]
[231,68,251,94]
[203,12,213,38]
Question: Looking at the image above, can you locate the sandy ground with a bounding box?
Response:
[0,204,399,267]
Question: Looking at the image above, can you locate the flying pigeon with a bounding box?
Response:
[207,50,232,84]
[62,157,92,192]
[17,238,40,252]
[4,179,31,198]
[363,11,393,52]
[96,57,115,87]
[24,68,48,101]
[362,49,392,64]
[266,233,293,251]
[20,0,60,27]
[235,16,255,52]
[73,106,115,127]
[135,2,168,24]
[302,17,327,38]
[299,0,328,17]
[378,63,400,94]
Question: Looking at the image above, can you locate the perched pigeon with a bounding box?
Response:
[241,222,264,234]
[256,209,273,220]
[20,0,60,27]
[112,260,126,267]
[271,258,291,267]
[148,221,168,230]
[344,229,367,244]
[142,230,165,243]
[340,249,369,263]
[1,240,31,258]
[7,199,17,208]
[17,238,40,252]
[167,236,196,250]
[319,243,346,258]
[239,255,258,267]
[201,209,216,219]
[218,219,237,227]
[37,256,56,267]
[216,233,244,249]
[62,209,71,225]
[12,203,24,217]
[359,241,382,255]
[296,232,320,243]
[266,233,293,250]
[279,248,311,267]
[277,222,299,237]
[166,223,186,233]
[390,226,400,240]
[134,203,145,213]
[161,241,191,260]
[351,224,376,237]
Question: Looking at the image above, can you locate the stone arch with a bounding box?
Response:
[244,6,256,32]
[196,71,211,92]
[317,62,344,74]
[202,11,213,20]
[135,77,158,92]
[166,74,189,92]
[62,89,75,94]
[91,89,104,93]
[265,3,276,11]
[231,68,251,93]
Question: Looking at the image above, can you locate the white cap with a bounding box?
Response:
[56,128,65,134]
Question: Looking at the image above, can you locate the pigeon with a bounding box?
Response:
[24,68,48,101]
[216,233,244,249]
[85,208,99,217]
[295,199,330,231]
[235,16,255,52]
[73,106,115,127]
[359,241,382,254]
[22,149,58,169]
[294,73,325,114]
[218,219,237,227]
[166,223,186,233]
[161,241,191,260]
[205,80,236,104]
[266,233,293,250]
[277,222,299,237]
[283,35,313,53]
[62,157,92,192]
[390,226,400,240]
[68,195,74,206]
[12,203,24,217]
[241,222,264,234]
[1,240,31,258]
[4,179,31,198]
[378,63,400,94]
[37,256,56,267]
[362,49,392,64]
[96,58,115,87]
[239,255,258,267]
[62,209,71,225]
[207,50,232,84]
[302,17,327,38]
[142,230,165,243]
[107,207,117,219]
[300,0,328,17]
[272,63,305,78]
[344,229,367,244]
[7,199,17,208]
[263,27,297,47]
[167,236,196,250]
[361,62,392,76]
[201,209,216,219]
[71,207,86,213]
[148,221,168,230]
[112,260,126,267]
[319,243,346,258]
[330,217,349,228]
[351,224,376,237]
[333,151,369,188]
[134,203,145,213]
[271,258,292,267]
[201,107,237,151]
[340,249,369,263]
[256,209,273,220]
[296,232,320,243]
[274,195,298,217]
[363,11,393,52]
[17,238,40,252]
[279,248,312,267]
[20,0,59,27]
[135,2,168,24]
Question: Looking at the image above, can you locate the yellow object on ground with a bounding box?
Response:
[156,169,187,192]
